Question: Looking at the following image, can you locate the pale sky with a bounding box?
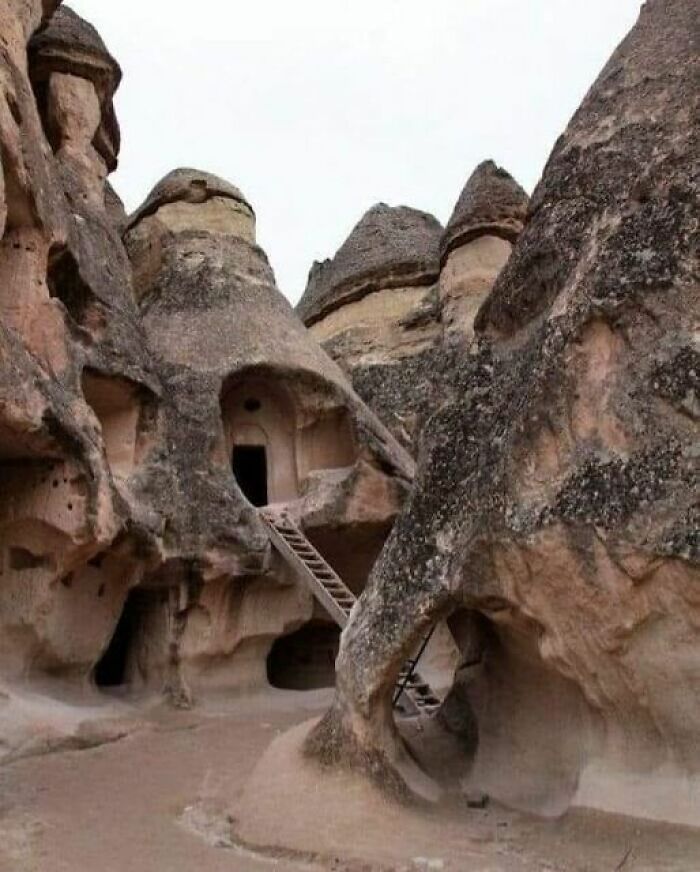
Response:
[68,0,642,303]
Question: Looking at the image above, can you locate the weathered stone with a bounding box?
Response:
[2,3,416,747]
[440,160,528,264]
[29,4,121,170]
[297,171,528,452]
[439,162,528,343]
[297,205,444,451]
[307,0,700,828]
[298,203,442,327]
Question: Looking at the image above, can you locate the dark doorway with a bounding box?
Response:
[267,622,340,690]
[232,444,268,506]
[94,591,141,687]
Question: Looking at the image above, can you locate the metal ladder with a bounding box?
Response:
[260,507,442,717]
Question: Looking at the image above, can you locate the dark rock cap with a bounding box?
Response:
[440,161,528,263]
[127,168,254,231]
[297,203,442,326]
[29,5,122,170]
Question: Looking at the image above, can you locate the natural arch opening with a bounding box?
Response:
[232,444,268,506]
[267,621,340,690]
[94,589,146,688]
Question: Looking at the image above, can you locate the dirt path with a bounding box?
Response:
[0,689,698,871]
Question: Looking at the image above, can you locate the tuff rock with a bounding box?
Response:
[306,0,700,827]
[0,2,417,748]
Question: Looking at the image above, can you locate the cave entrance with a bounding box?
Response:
[267,622,340,690]
[232,444,268,507]
[94,590,143,688]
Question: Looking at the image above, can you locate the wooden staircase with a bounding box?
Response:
[260,507,442,717]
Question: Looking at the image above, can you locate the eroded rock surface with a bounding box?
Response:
[122,167,415,696]
[0,3,416,754]
[297,168,527,452]
[307,0,699,827]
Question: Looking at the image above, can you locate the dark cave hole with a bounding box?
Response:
[94,590,143,688]
[232,444,268,507]
[47,244,94,324]
[267,622,340,690]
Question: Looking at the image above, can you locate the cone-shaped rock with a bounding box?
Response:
[308,0,700,827]
[122,168,416,695]
[438,160,528,342]
[440,160,528,264]
[296,204,443,451]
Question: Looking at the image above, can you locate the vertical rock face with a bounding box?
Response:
[297,171,527,452]
[308,0,699,827]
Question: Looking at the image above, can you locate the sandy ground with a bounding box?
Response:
[0,688,698,872]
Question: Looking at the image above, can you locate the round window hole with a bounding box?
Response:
[244,398,261,412]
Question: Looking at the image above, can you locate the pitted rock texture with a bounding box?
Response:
[297,168,527,451]
[307,0,700,828]
[1,3,415,748]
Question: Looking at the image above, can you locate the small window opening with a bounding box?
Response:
[47,245,94,324]
[232,444,268,506]
[244,397,261,412]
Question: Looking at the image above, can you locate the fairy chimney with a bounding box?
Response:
[439,161,528,341]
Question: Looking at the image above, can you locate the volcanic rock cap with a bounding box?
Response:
[29,5,121,170]
[297,203,442,327]
[440,160,528,265]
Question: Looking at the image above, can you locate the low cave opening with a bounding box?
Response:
[267,621,340,690]
[232,443,268,507]
[94,589,145,688]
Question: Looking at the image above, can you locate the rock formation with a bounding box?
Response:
[297,167,528,451]
[439,160,527,343]
[307,0,699,827]
[121,167,416,696]
[0,2,416,745]
[1,0,698,839]
[0,2,157,690]
[298,204,443,450]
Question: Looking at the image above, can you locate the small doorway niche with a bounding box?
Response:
[232,444,268,507]
[94,590,143,688]
[267,622,340,690]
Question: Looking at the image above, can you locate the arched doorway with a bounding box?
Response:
[222,379,299,505]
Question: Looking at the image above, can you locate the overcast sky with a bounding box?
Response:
[69,0,641,303]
